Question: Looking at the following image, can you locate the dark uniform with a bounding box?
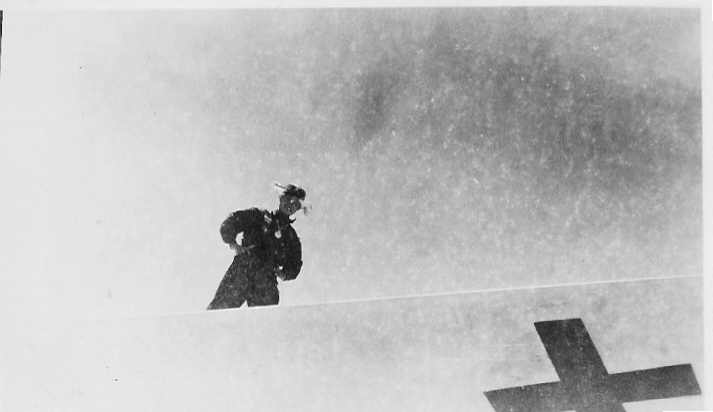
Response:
[207,208,303,309]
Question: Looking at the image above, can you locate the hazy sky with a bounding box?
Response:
[0,8,702,322]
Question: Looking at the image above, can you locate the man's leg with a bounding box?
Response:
[246,271,279,307]
[207,256,249,310]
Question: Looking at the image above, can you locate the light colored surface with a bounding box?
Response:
[0,7,705,410]
[2,276,703,412]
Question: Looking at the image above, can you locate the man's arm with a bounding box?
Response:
[278,228,302,280]
[220,208,263,244]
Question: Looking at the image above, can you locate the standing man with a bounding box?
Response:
[207,183,307,310]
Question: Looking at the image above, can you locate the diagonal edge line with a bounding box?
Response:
[109,274,702,320]
[284,274,702,310]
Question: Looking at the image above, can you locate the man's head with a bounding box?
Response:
[277,184,307,216]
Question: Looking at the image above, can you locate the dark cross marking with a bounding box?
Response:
[484,318,700,412]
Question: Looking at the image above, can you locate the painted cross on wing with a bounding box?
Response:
[484,318,701,412]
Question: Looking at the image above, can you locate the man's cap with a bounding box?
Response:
[274,182,306,200]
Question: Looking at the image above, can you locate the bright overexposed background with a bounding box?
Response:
[0,8,702,324]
